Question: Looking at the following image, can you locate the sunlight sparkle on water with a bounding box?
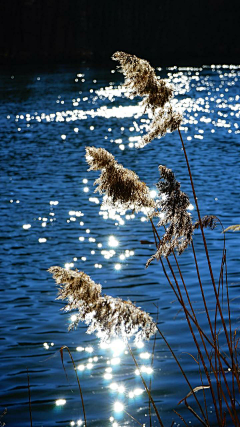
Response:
[55,399,66,406]
[114,401,124,413]
[134,388,144,396]
[38,238,47,243]
[85,346,94,353]
[104,372,113,380]
[108,235,119,247]
[109,382,118,391]
[65,262,74,270]
[77,364,85,371]
[136,341,144,348]
[111,357,121,365]
[23,224,31,230]
[118,385,125,394]
[86,363,93,369]
[141,366,153,374]
[111,339,126,356]
[140,352,151,359]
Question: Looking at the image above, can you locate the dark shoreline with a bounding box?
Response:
[1,0,240,70]
[1,54,240,72]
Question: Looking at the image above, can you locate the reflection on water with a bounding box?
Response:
[1,62,240,426]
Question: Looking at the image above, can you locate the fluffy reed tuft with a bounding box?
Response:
[136,106,182,148]
[85,146,156,215]
[49,266,157,342]
[112,51,182,148]
[147,166,193,264]
[112,51,173,112]
[194,215,218,230]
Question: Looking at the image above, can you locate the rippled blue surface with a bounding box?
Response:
[1,64,240,426]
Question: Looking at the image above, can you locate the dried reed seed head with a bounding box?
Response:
[48,267,102,309]
[136,106,183,148]
[112,51,174,111]
[147,166,193,263]
[49,266,156,342]
[112,51,183,147]
[86,146,115,170]
[81,295,157,342]
[85,146,156,213]
[194,215,218,230]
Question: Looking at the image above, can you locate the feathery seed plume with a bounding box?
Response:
[194,215,218,230]
[112,51,174,112]
[147,166,193,265]
[112,51,182,148]
[136,106,182,148]
[86,146,156,215]
[49,266,157,342]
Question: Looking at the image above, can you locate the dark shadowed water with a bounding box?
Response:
[1,63,240,427]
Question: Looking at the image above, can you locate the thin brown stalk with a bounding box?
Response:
[192,242,226,416]
[224,249,238,398]
[165,227,239,423]
[127,343,165,427]
[150,219,232,373]
[59,346,87,426]
[151,220,226,424]
[165,256,221,424]
[194,235,238,421]
[197,355,209,425]
[124,410,145,426]
[156,326,207,422]
[178,128,240,424]
[191,241,215,341]
[173,410,188,426]
[178,128,233,359]
[184,402,208,427]
[149,307,158,427]
[27,368,33,427]
[150,217,240,424]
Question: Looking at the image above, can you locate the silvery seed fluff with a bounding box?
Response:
[49,266,157,342]
[147,166,193,265]
[136,106,182,148]
[112,51,183,148]
[112,51,174,112]
[86,146,156,215]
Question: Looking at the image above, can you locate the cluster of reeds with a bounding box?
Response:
[49,52,240,426]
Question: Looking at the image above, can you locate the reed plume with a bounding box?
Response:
[194,215,218,230]
[112,51,173,112]
[49,266,157,342]
[112,51,182,148]
[136,105,182,148]
[86,146,156,215]
[147,165,193,264]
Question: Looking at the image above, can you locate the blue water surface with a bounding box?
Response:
[0,63,240,426]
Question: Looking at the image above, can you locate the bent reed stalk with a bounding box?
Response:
[49,52,240,426]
